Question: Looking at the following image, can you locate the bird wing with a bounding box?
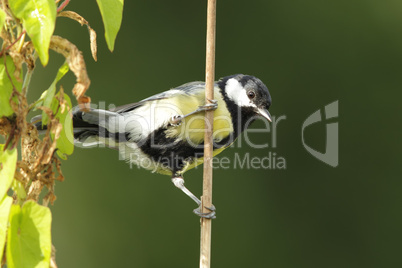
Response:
[89,82,207,143]
[110,81,206,114]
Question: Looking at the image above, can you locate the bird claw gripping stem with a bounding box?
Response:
[169,99,218,126]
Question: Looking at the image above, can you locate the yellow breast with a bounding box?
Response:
[164,88,233,145]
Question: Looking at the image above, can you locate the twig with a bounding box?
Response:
[57,0,70,13]
[200,0,216,267]
[0,30,26,57]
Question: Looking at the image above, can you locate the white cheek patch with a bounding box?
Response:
[225,78,256,108]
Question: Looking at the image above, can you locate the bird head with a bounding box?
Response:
[219,74,272,122]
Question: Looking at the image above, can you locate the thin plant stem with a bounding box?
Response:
[200,0,216,267]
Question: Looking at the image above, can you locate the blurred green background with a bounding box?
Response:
[27,0,402,267]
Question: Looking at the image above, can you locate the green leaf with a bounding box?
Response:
[0,145,17,200]
[96,0,124,51]
[51,92,74,159]
[0,56,23,118]
[40,61,69,125]
[11,179,27,201]
[0,8,6,31]
[9,0,57,65]
[6,201,52,268]
[0,196,13,262]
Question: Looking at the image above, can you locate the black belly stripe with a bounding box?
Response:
[138,128,204,174]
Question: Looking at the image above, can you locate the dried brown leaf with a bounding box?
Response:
[32,106,57,167]
[21,41,36,70]
[41,120,62,165]
[54,157,64,182]
[57,86,66,113]
[0,117,12,136]
[58,10,87,26]
[8,52,24,83]
[27,180,44,201]
[49,35,91,111]
[89,28,97,61]
[16,161,31,183]
[58,11,97,61]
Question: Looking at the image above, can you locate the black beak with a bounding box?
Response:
[256,108,272,122]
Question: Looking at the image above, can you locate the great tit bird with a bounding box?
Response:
[34,74,272,218]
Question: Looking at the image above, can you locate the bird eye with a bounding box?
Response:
[247,91,256,99]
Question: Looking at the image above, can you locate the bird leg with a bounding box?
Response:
[169,99,218,126]
[171,177,216,219]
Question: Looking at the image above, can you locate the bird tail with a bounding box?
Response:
[31,108,122,148]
